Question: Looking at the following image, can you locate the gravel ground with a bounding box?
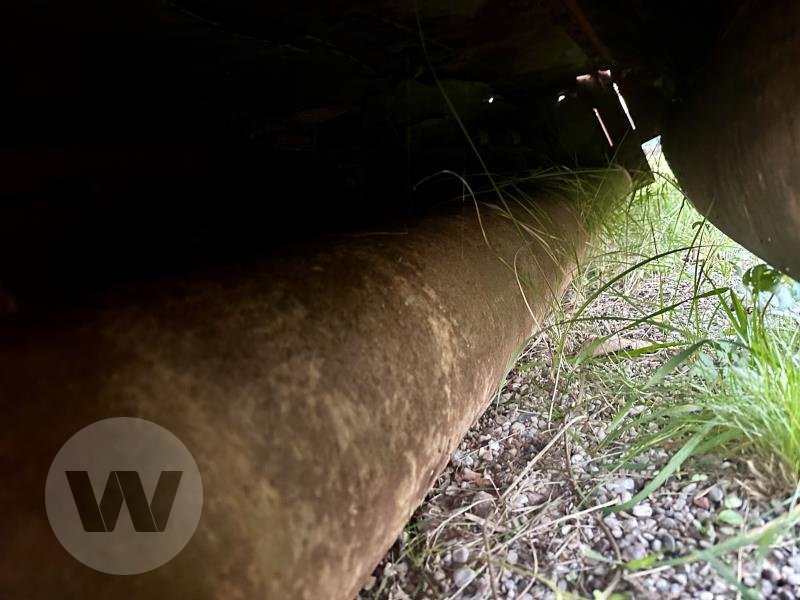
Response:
[359,267,800,600]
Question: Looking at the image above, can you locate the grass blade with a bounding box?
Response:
[644,340,714,389]
[608,424,712,513]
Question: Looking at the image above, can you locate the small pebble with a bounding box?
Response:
[452,547,469,564]
[453,567,475,588]
[651,538,662,552]
[762,566,781,583]
[789,554,800,572]
[660,517,677,529]
[607,477,635,492]
[624,544,647,561]
[695,509,711,522]
[661,533,677,552]
[707,485,723,503]
[471,491,495,518]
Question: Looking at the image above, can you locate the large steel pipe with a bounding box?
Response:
[663,1,800,277]
[0,170,629,599]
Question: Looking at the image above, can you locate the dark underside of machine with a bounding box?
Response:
[1,0,743,312]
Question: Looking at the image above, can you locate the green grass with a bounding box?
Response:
[643,279,800,483]
[700,319,800,481]
[440,151,800,595]
[460,144,800,595]
[455,146,800,496]
[551,148,800,597]
[576,156,800,491]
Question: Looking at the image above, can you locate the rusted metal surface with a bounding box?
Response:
[0,170,630,599]
[663,1,800,277]
[545,0,613,66]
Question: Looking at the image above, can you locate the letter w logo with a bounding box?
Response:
[65,471,182,532]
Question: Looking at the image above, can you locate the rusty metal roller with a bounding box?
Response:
[0,169,630,599]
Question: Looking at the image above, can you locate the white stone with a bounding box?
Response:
[453,567,475,588]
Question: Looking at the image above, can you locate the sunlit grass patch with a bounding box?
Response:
[698,317,800,486]
[553,146,800,598]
